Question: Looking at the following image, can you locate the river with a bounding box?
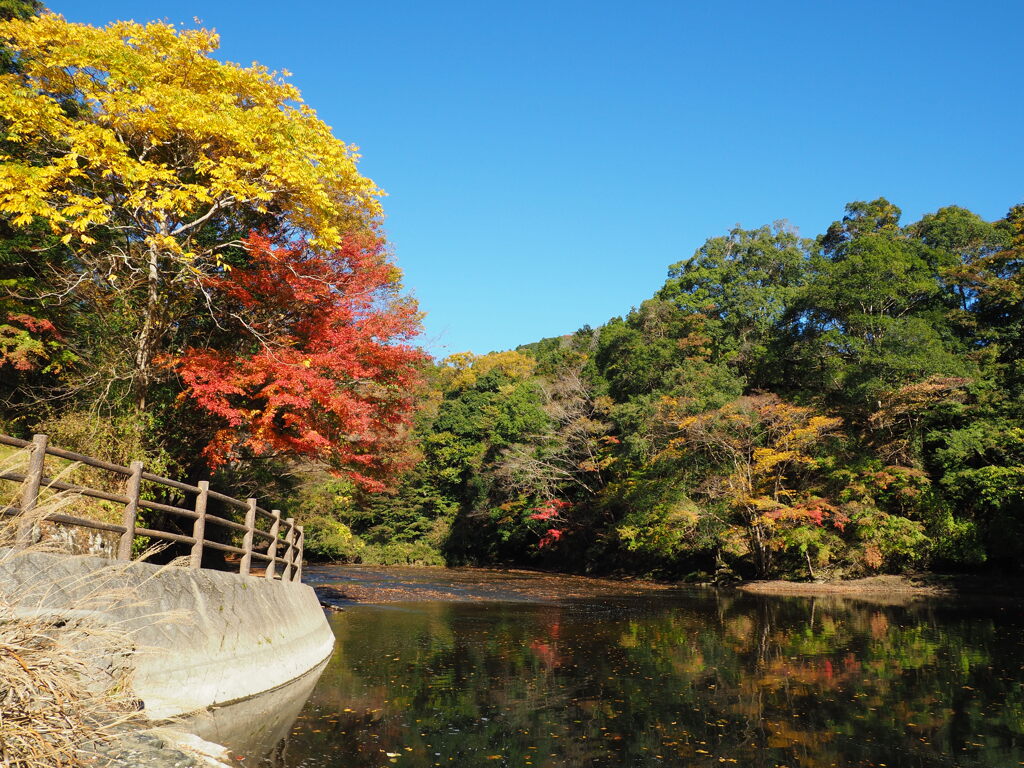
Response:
[205,566,1024,768]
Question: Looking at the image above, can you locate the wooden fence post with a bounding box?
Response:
[117,460,142,560]
[240,498,256,576]
[294,525,304,583]
[16,433,47,548]
[282,517,296,581]
[190,481,209,569]
[265,509,281,580]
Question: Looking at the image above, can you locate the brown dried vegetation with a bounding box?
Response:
[0,454,144,768]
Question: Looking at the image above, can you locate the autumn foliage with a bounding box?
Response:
[0,5,1020,577]
[530,499,572,548]
[671,394,845,576]
[0,12,390,412]
[172,233,423,489]
[0,313,59,371]
[0,11,427,498]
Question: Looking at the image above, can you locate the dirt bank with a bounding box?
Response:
[309,565,1024,608]
[737,573,1024,600]
[308,565,679,605]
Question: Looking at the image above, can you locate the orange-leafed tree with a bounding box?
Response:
[674,394,844,577]
[171,233,424,489]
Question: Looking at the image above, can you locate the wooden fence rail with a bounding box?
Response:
[0,433,304,583]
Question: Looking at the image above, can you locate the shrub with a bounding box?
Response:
[301,515,364,562]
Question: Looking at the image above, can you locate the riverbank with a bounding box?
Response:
[307,564,679,605]
[0,542,331,767]
[737,573,1024,600]
[309,565,1024,607]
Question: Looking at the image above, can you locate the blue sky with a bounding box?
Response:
[54,1,1024,357]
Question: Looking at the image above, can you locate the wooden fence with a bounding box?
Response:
[0,433,304,583]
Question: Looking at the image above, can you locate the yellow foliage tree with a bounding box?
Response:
[0,13,383,405]
[674,394,843,577]
[441,350,538,389]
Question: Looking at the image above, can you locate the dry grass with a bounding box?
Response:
[0,450,158,768]
[0,594,140,766]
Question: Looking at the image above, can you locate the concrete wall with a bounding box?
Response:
[176,657,328,760]
[0,549,334,719]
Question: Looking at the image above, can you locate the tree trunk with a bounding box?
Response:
[134,247,162,411]
[750,520,771,578]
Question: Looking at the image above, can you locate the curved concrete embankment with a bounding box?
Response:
[0,550,334,718]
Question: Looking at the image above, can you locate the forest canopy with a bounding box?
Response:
[307,200,1023,579]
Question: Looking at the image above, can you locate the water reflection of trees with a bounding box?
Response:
[268,594,1024,768]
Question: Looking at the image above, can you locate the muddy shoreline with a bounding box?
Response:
[308,565,680,606]
[309,565,1024,606]
[736,573,1024,600]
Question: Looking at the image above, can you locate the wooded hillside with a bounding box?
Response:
[314,199,1022,580]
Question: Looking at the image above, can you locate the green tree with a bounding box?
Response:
[911,204,1009,313]
[657,222,812,384]
[820,197,903,255]
[789,204,967,418]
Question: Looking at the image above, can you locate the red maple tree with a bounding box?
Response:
[171,233,424,489]
[530,499,572,548]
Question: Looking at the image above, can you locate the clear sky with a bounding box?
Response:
[52,1,1024,357]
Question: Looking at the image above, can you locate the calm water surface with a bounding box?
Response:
[249,567,1024,768]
